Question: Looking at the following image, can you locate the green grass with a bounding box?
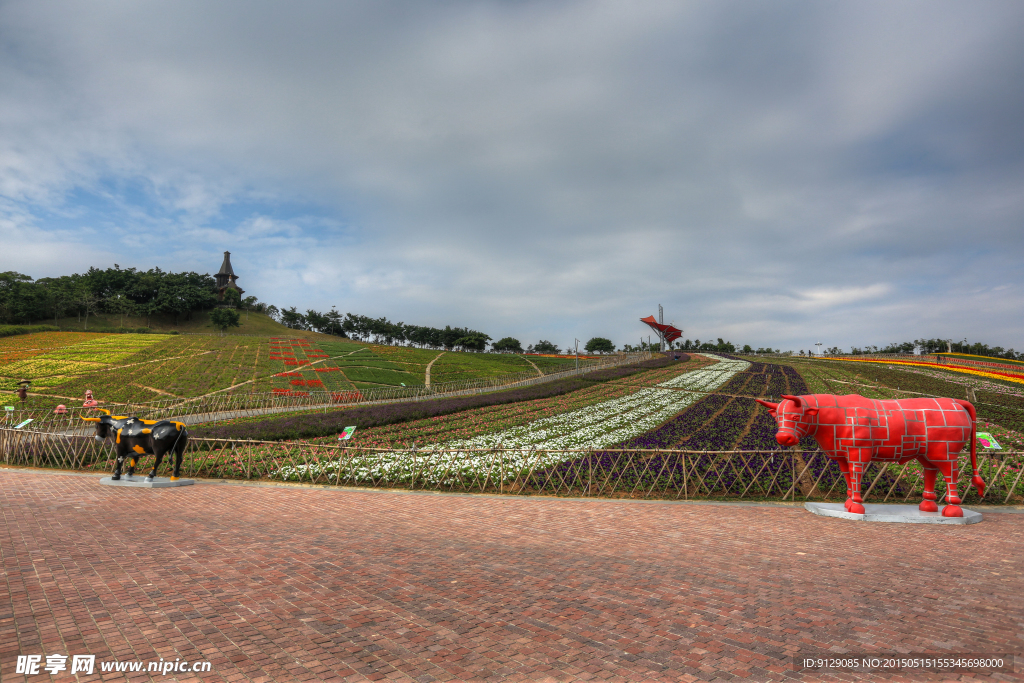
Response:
[423,353,538,384]
[341,366,418,388]
[3,333,597,407]
[527,355,584,374]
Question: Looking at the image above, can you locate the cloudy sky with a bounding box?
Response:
[2,0,1022,352]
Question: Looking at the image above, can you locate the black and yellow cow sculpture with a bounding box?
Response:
[82,409,189,482]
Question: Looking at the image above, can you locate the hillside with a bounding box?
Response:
[0,330,581,409]
[47,310,328,338]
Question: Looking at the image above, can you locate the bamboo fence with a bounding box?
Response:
[3,427,1020,504]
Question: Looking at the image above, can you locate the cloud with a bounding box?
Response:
[0,0,1022,350]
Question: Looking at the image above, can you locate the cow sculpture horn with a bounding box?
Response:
[781,394,802,408]
[754,398,779,411]
[95,408,111,416]
[80,416,101,422]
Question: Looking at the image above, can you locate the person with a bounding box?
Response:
[16,380,28,402]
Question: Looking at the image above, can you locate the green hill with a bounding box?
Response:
[0,329,584,410]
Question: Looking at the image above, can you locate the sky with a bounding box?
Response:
[1,0,1022,353]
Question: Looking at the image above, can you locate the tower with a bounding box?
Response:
[215,251,244,302]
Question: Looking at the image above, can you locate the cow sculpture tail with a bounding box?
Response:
[954,399,985,498]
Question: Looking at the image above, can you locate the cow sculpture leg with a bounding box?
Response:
[145,448,166,483]
[836,459,854,511]
[845,451,870,515]
[112,451,129,481]
[934,460,964,518]
[918,460,940,512]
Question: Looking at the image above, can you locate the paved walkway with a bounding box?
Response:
[1,470,1021,682]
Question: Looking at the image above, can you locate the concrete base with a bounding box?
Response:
[99,476,195,488]
[805,502,982,525]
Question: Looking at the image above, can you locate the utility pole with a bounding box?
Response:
[574,338,580,371]
[658,304,665,352]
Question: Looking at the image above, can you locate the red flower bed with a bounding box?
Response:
[274,372,302,377]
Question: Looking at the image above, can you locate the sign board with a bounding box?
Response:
[977,432,1002,450]
[5,406,14,411]
[14,419,33,429]
[338,426,357,441]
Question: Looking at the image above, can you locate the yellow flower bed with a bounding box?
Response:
[837,358,1024,386]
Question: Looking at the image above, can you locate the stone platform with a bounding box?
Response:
[99,475,195,488]
[805,501,982,524]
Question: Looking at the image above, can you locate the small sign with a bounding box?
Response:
[338,426,357,441]
[5,406,14,411]
[14,419,33,429]
[977,432,1002,450]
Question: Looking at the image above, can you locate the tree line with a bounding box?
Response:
[274,310,622,355]
[847,338,1022,360]
[277,309,494,351]
[0,267,235,329]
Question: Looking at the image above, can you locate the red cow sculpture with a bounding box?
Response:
[755,394,985,517]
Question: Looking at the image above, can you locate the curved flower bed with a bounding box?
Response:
[273,355,748,482]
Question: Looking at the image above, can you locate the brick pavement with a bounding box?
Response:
[1,470,1021,682]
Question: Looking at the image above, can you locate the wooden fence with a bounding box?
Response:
[3,427,1020,504]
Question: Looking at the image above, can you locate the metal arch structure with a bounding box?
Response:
[640,315,682,351]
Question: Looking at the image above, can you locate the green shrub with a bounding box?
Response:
[0,324,60,338]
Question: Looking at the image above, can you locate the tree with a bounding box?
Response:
[532,340,560,354]
[324,308,346,336]
[107,293,136,329]
[242,295,259,321]
[222,287,242,309]
[280,307,306,330]
[455,331,491,351]
[491,337,524,353]
[209,307,241,336]
[584,337,615,354]
[75,289,102,330]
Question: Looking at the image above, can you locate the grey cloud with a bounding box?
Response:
[0,0,1022,350]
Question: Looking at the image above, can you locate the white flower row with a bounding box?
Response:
[275,355,749,483]
[438,355,748,451]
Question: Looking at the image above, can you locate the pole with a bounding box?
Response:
[658,305,665,352]
[574,339,580,371]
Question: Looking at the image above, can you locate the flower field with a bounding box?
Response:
[9,344,1024,503]
[1,333,168,393]
[778,357,1024,434]
[194,356,679,442]
[268,355,747,482]
[4,331,602,410]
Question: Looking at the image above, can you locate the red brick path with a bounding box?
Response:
[1,470,1021,682]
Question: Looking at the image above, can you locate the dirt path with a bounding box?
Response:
[424,351,446,387]
[131,384,179,398]
[520,355,543,377]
